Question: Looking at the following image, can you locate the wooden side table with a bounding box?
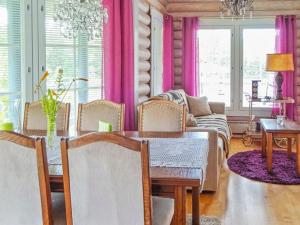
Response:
[260,119,300,175]
[242,96,295,147]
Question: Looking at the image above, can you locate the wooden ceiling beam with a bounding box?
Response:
[169,10,300,17]
[167,1,300,12]
[146,0,167,14]
[168,0,299,2]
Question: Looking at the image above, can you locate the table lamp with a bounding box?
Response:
[266,53,294,100]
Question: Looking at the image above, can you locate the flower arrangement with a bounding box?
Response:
[35,68,87,148]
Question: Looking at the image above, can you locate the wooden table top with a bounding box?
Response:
[260,119,300,133]
[25,130,209,187]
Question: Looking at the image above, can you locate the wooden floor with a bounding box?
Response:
[186,138,300,225]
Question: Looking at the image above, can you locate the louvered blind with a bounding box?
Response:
[45,0,104,127]
[0,0,21,126]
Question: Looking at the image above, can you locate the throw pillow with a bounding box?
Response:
[187,96,212,116]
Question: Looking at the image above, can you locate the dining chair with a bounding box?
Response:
[0,131,65,225]
[77,100,125,132]
[61,133,174,225]
[138,100,187,132]
[23,101,70,132]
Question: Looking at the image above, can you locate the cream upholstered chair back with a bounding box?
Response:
[77,100,125,132]
[138,100,186,132]
[23,101,70,132]
[61,133,152,225]
[0,132,52,225]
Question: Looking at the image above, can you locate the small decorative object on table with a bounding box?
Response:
[35,69,87,149]
[251,80,261,99]
[98,121,113,132]
[0,99,21,132]
[276,115,285,126]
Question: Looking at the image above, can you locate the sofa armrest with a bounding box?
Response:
[187,127,220,191]
[187,127,218,150]
[208,102,225,114]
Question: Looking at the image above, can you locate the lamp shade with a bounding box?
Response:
[266,53,294,72]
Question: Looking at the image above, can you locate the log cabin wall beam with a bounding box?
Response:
[146,0,167,14]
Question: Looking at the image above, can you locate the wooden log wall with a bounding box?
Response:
[173,17,183,90]
[138,0,152,103]
[147,0,167,14]
[167,0,300,17]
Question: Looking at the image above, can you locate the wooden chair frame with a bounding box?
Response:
[61,133,152,225]
[76,100,125,132]
[138,100,187,132]
[0,131,52,225]
[23,101,71,132]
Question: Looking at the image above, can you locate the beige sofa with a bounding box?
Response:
[151,89,232,191]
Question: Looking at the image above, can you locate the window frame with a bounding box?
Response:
[0,0,32,125]
[238,23,276,112]
[197,24,235,111]
[199,18,275,117]
[35,0,104,129]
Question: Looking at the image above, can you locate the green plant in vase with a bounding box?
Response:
[35,69,87,149]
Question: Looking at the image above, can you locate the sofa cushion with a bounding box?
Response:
[186,113,197,127]
[187,96,212,116]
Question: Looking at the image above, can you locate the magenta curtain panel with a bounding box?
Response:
[182,17,199,96]
[273,15,297,120]
[103,0,135,130]
[163,15,174,92]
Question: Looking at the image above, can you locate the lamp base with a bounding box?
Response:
[275,72,284,100]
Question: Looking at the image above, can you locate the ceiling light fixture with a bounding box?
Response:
[54,0,108,40]
[220,0,254,19]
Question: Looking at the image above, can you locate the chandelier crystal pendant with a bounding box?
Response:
[220,0,254,18]
[54,0,108,40]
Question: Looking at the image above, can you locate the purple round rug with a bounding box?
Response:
[227,150,300,185]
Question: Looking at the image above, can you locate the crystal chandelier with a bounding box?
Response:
[54,0,108,40]
[220,0,254,18]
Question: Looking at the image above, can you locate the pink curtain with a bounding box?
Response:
[103,0,135,130]
[182,17,199,96]
[273,15,297,120]
[163,15,174,92]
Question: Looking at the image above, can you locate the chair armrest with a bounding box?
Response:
[208,102,225,114]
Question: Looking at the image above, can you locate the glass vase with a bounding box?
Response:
[47,114,57,150]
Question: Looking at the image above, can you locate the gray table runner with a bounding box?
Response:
[46,137,209,189]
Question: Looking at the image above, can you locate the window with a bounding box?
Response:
[43,0,104,127]
[198,29,232,107]
[242,28,276,107]
[198,19,276,115]
[0,0,22,127]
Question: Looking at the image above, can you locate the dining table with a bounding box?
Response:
[23,130,209,225]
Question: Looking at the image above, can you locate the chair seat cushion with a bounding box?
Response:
[52,193,66,225]
[152,196,174,225]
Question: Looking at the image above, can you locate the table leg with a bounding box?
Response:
[296,134,300,175]
[287,138,292,159]
[174,186,186,225]
[262,129,266,157]
[266,132,273,173]
[192,187,200,225]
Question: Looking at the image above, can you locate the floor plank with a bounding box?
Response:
[186,138,300,225]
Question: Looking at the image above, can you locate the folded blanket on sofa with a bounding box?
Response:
[195,115,232,157]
